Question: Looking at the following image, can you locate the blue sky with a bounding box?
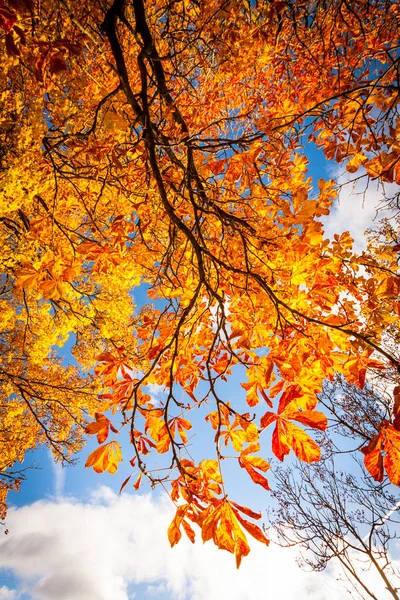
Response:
[1,156,399,599]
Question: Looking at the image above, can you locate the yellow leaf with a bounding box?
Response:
[200,459,222,483]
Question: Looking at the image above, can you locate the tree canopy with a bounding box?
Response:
[0,0,400,567]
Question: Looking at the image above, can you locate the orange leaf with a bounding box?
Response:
[230,501,262,520]
[287,409,328,431]
[181,519,196,543]
[201,503,221,544]
[240,454,270,472]
[156,431,171,454]
[85,413,112,444]
[239,455,271,490]
[383,426,400,486]
[240,442,261,456]
[147,415,170,453]
[39,278,65,300]
[361,428,385,478]
[175,417,192,443]
[234,511,270,547]
[133,472,143,490]
[85,441,123,474]
[284,421,321,463]
[278,384,303,413]
[362,443,384,483]
[269,379,285,398]
[15,264,43,289]
[363,423,400,486]
[393,386,400,417]
[203,500,252,568]
[168,505,187,547]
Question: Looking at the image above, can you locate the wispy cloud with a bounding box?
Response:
[47,451,65,500]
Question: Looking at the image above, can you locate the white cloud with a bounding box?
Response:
[143,383,165,398]
[0,487,352,600]
[321,168,398,251]
[0,587,18,600]
[0,487,398,600]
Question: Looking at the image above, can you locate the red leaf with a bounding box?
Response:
[5,32,20,56]
[383,426,400,486]
[119,475,132,494]
[133,473,142,490]
[8,0,33,13]
[363,446,384,483]
[49,53,67,75]
[360,422,400,486]
[0,6,17,33]
[272,419,290,461]
[260,411,277,429]
[13,25,25,44]
[209,158,227,175]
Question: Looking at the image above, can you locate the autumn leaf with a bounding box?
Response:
[209,159,227,176]
[181,518,196,543]
[49,52,67,75]
[119,475,132,494]
[284,409,328,431]
[261,391,326,462]
[271,418,291,461]
[5,32,20,56]
[0,6,17,34]
[346,152,367,173]
[15,264,43,289]
[85,441,123,474]
[85,412,117,444]
[133,472,143,491]
[94,351,133,387]
[168,504,191,547]
[200,499,251,568]
[200,459,223,483]
[284,421,321,462]
[146,414,171,454]
[238,442,270,489]
[172,416,192,444]
[361,422,400,486]
[233,510,270,548]
[219,415,259,452]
